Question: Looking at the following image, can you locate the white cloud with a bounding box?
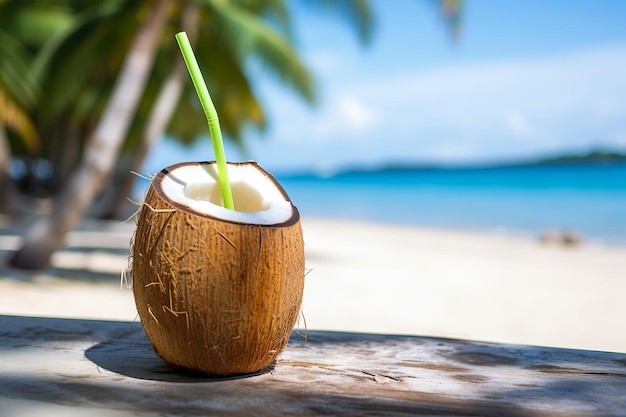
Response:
[505,110,532,139]
[323,43,626,163]
[383,47,623,119]
[293,95,382,142]
[336,97,381,134]
[235,42,626,172]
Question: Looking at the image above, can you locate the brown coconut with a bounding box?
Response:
[131,161,304,376]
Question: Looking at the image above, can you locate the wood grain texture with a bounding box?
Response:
[1,315,625,416]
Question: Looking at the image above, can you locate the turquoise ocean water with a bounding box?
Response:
[277,162,626,245]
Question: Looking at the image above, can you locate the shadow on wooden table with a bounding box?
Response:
[85,322,273,383]
[1,314,625,416]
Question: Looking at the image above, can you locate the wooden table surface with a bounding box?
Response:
[1,314,625,416]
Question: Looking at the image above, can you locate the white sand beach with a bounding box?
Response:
[301,218,626,353]
[1,216,625,353]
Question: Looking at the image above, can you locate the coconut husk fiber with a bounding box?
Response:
[131,162,305,376]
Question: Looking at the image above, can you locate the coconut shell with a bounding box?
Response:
[132,161,304,376]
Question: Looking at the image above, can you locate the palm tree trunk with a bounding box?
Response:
[10,0,171,269]
[98,0,198,220]
[98,55,188,219]
[0,120,20,214]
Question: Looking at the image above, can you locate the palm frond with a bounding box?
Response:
[297,0,375,44]
[440,0,462,41]
[0,7,41,152]
[202,0,316,103]
[0,89,39,152]
[0,29,39,106]
[233,0,293,34]
[34,1,142,125]
[0,4,73,46]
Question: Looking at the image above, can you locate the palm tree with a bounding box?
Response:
[10,0,459,269]
[97,0,348,218]
[11,0,171,269]
[10,0,373,268]
[95,0,201,219]
[25,0,152,194]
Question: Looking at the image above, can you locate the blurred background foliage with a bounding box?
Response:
[0,0,459,218]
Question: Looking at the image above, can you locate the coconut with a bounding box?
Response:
[131,161,304,376]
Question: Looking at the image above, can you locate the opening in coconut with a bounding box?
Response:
[159,162,295,225]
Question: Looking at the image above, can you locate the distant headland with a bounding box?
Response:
[530,150,626,165]
[354,149,626,173]
[279,149,626,178]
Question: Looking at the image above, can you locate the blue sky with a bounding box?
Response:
[144,0,626,175]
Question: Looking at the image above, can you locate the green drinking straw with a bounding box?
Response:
[175,31,235,210]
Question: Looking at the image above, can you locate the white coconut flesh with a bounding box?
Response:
[159,163,294,225]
